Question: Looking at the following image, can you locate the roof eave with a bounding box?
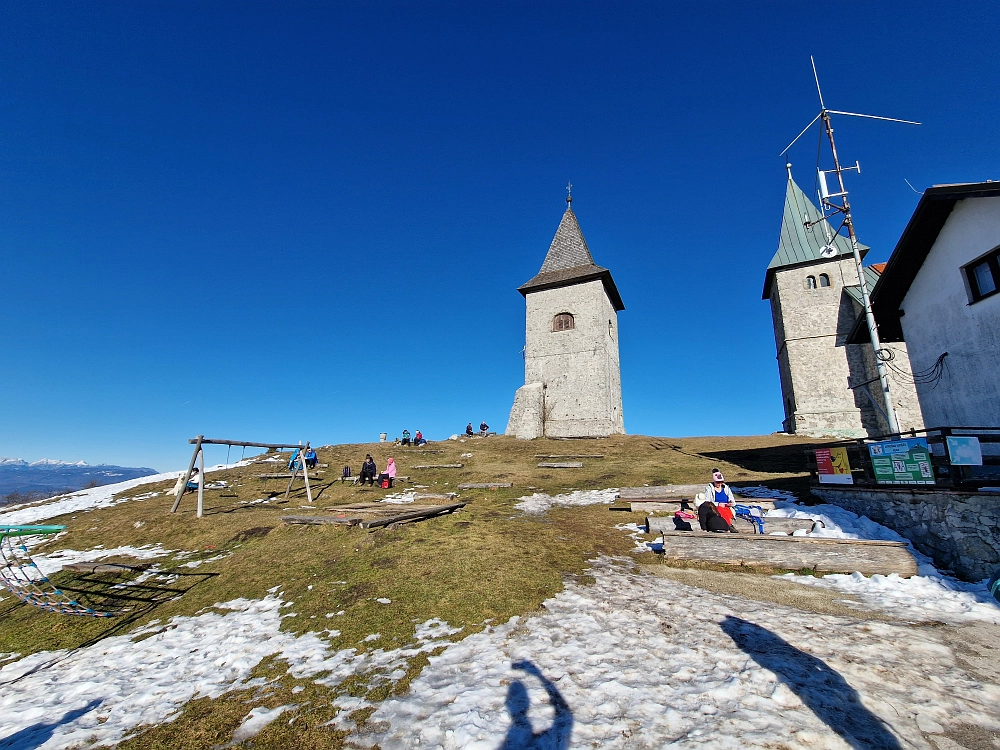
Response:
[518,268,625,311]
[869,182,1000,336]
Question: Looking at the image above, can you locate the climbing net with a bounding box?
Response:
[0,525,115,617]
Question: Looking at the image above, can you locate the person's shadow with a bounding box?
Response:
[0,699,102,750]
[499,660,573,750]
[721,616,902,749]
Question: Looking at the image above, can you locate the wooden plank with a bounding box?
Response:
[619,485,705,499]
[413,493,458,501]
[330,504,444,515]
[409,449,445,454]
[62,562,152,573]
[534,454,604,459]
[411,464,464,469]
[658,531,917,576]
[359,503,466,529]
[281,515,360,526]
[458,483,512,489]
[537,462,584,468]
[633,501,776,513]
[189,438,306,449]
[645,516,821,535]
[256,472,324,480]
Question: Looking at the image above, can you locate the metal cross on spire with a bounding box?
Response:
[566,181,573,207]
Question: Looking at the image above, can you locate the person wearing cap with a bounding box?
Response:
[704,469,737,526]
[359,454,378,486]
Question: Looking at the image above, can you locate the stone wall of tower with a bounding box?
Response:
[517,279,624,437]
[770,257,924,437]
[771,257,874,437]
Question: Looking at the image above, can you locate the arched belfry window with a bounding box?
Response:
[819,273,831,287]
[553,313,575,332]
[805,275,817,290]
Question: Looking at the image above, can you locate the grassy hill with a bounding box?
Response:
[1,433,829,748]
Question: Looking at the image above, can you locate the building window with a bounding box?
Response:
[819,273,831,287]
[553,313,575,331]
[964,246,1000,302]
[805,276,817,290]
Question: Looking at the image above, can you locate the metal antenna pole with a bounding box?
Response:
[812,59,901,435]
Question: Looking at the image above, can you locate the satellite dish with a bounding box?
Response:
[819,244,838,259]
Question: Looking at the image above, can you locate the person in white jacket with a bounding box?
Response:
[702,469,736,526]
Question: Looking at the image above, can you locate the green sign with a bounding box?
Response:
[868,438,935,485]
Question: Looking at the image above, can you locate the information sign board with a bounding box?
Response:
[868,438,935,485]
[815,447,853,484]
[946,436,983,466]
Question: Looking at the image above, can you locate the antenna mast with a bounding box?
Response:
[781,57,920,436]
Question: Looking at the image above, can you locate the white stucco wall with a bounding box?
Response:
[507,279,624,438]
[900,196,1000,427]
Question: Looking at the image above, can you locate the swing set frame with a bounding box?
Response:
[170,435,315,518]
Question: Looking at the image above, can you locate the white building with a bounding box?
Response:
[858,181,1000,427]
[506,198,626,439]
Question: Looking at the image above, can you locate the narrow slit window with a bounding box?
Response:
[553,313,575,331]
[805,276,817,290]
[819,273,831,287]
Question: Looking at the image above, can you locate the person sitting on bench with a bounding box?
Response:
[466,423,474,437]
[698,496,737,533]
[378,457,397,488]
[401,430,411,446]
[705,469,736,526]
[304,447,318,469]
[185,467,202,493]
[360,454,377,486]
[479,421,489,436]
[414,430,425,446]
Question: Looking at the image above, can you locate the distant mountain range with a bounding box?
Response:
[0,458,159,502]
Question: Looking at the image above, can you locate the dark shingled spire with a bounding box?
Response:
[518,206,624,310]
[538,208,596,273]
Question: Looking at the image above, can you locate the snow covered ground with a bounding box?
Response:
[0,595,316,748]
[360,556,1000,749]
[0,593,463,749]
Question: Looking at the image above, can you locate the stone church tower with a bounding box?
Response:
[506,196,626,439]
[764,168,923,437]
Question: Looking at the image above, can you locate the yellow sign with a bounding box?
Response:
[816,447,853,484]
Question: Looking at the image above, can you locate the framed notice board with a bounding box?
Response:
[867,438,935,485]
[815,447,853,484]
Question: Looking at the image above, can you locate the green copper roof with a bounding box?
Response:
[762,173,868,298]
[844,265,883,307]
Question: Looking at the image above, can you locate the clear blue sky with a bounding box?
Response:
[2,2,998,471]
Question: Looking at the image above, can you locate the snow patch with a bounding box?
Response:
[359,557,1000,749]
[28,544,175,576]
[515,488,619,515]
